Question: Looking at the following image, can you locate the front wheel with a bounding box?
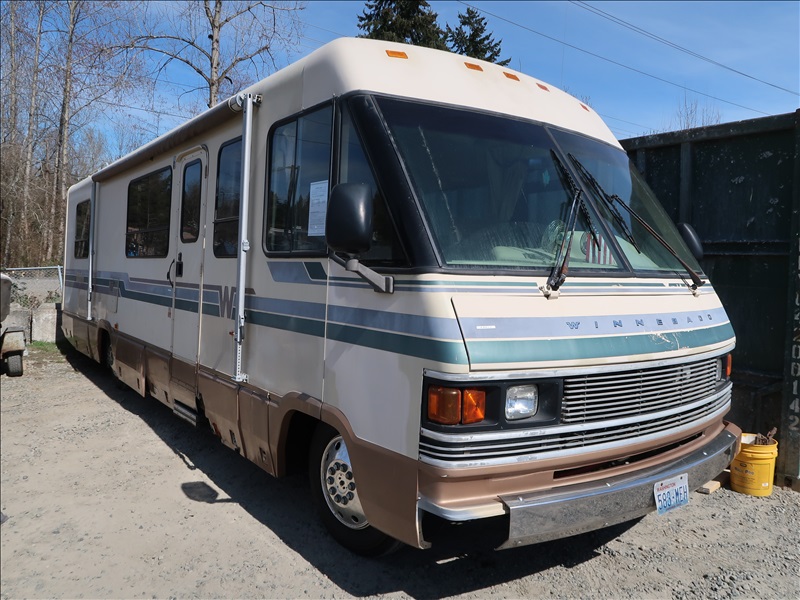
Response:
[308,424,401,556]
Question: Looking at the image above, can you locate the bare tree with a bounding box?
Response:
[20,1,48,264]
[1,0,145,267]
[672,93,721,131]
[127,0,305,109]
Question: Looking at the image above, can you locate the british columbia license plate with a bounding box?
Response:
[654,473,689,515]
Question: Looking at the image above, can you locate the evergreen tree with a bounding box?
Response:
[357,0,446,51]
[446,7,510,66]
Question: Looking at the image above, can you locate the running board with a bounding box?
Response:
[173,401,198,426]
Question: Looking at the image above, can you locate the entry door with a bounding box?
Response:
[170,148,208,369]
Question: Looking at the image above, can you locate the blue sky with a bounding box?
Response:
[124,1,798,145]
[284,1,799,139]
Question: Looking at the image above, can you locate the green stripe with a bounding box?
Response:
[246,310,325,338]
[468,323,735,364]
[327,323,469,365]
[122,287,172,308]
[175,298,198,313]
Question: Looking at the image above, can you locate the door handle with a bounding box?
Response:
[167,259,175,287]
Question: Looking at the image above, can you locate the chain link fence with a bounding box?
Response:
[1,267,63,308]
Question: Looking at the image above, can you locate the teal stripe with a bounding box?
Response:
[467,322,734,364]
[246,310,325,338]
[304,261,327,281]
[327,323,469,365]
[120,285,172,308]
[175,298,198,313]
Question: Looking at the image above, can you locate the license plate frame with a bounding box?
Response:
[654,473,689,515]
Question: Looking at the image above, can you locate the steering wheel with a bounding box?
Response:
[541,220,565,253]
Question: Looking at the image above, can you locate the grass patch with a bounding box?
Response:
[29,341,60,354]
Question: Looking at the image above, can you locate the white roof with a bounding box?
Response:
[260,37,620,147]
[93,38,621,182]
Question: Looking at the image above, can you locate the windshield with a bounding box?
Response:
[551,129,703,275]
[376,97,699,276]
[377,98,622,271]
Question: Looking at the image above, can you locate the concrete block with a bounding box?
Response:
[31,303,57,343]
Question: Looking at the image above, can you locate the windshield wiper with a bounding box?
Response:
[569,154,705,292]
[542,151,598,296]
[569,155,640,253]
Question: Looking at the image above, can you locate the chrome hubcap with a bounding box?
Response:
[320,435,368,530]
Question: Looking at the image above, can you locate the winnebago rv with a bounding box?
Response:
[63,38,740,555]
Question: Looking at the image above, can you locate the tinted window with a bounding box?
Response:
[126,167,172,258]
[214,139,241,257]
[181,160,202,243]
[339,106,406,266]
[266,106,332,253]
[74,200,91,259]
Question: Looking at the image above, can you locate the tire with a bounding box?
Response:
[308,424,401,557]
[102,335,114,371]
[6,353,23,377]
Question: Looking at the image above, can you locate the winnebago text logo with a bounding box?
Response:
[565,313,716,331]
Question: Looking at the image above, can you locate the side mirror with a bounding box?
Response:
[326,183,373,256]
[677,222,704,262]
[325,183,392,294]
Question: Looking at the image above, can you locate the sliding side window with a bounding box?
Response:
[266,106,333,254]
[214,138,242,257]
[74,199,91,259]
[126,167,172,258]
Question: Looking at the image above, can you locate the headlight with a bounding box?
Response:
[505,384,538,420]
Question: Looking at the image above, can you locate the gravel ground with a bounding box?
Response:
[1,344,799,600]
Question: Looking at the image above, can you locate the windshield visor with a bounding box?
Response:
[376,98,623,271]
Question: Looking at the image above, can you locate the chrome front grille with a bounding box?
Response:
[419,357,729,469]
[561,358,718,424]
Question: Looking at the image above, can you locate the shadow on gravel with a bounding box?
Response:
[59,342,635,599]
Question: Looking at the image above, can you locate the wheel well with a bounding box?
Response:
[98,329,111,366]
[280,412,318,476]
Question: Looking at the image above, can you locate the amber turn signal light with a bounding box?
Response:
[428,386,461,425]
[428,387,486,425]
[461,389,486,424]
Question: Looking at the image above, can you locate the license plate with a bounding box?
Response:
[654,473,689,515]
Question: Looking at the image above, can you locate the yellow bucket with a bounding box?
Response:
[730,434,779,497]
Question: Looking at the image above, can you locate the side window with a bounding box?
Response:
[74,199,91,259]
[181,159,202,243]
[214,139,242,257]
[126,167,172,258]
[339,106,406,266]
[266,106,332,254]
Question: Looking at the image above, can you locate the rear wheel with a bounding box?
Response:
[309,424,401,556]
[101,334,114,371]
[6,353,23,377]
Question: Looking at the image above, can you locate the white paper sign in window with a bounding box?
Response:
[308,180,329,237]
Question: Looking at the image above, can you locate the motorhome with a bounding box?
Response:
[63,38,740,555]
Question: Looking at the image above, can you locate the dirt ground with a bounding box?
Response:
[1,344,798,600]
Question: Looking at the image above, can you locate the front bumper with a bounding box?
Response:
[496,422,740,549]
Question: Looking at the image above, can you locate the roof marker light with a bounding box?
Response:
[504,72,520,81]
[537,83,550,91]
[385,50,408,59]
[464,62,483,71]
[580,103,590,112]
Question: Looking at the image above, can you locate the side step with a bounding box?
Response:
[173,401,198,426]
